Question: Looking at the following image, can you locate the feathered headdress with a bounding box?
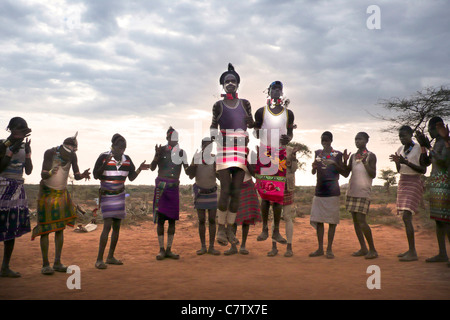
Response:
[62,131,78,152]
[219,63,240,85]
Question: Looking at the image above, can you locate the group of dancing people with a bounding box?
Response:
[1,64,449,277]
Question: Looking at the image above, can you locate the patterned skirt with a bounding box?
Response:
[236,180,261,225]
[345,195,371,215]
[255,146,287,204]
[193,184,217,210]
[31,185,77,240]
[429,171,450,222]
[216,130,248,171]
[0,177,30,242]
[396,174,424,215]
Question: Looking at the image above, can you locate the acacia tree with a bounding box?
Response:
[287,141,311,171]
[378,168,398,194]
[373,85,450,134]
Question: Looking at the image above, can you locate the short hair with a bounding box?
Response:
[399,125,413,135]
[6,117,28,131]
[321,131,333,141]
[429,116,444,129]
[356,132,370,141]
[111,133,126,145]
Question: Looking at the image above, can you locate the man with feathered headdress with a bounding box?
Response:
[31,132,91,275]
[253,80,295,257]
[210,63,255,249]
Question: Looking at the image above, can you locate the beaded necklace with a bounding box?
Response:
[403,142,415,159]
[320,149,336,160]
[355,149,368,162]
[221,93,238,100]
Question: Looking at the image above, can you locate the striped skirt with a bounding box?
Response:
[100,192,126,220]
[0,177,30,242]
[396,174,424,215]
[216,130,248,171]
[31,185,77,240]
[236,180,261,225]
[346,195,370,215]
[429,171,450,222]
[193,184,218,210]
[99,181,127,219]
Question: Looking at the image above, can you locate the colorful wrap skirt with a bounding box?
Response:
[31,184,77,240]
[255,146,287,204]
[396,174,424,215]
[153,177,180,222]
[192,184,217,210]
[236,180,261,225]
[428,171,450,222]
[0,177,30,242]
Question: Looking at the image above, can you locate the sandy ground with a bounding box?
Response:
[0,213,449,301]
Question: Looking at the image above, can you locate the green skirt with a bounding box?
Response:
[31,185,77,240]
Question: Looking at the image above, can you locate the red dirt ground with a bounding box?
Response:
[0,213,449,300]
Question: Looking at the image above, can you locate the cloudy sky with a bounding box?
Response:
[1,0,449,187]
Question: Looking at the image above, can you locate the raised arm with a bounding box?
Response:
[186,155,197,180]
[41,149,55,180]
[364,152,377,179]
[340,149,352,178]
[150,144,162,171]
[71,153,90,181]
[128,157,151,182]
[93,153,111,180]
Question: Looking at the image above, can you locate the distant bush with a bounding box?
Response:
[24,183,435,229]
